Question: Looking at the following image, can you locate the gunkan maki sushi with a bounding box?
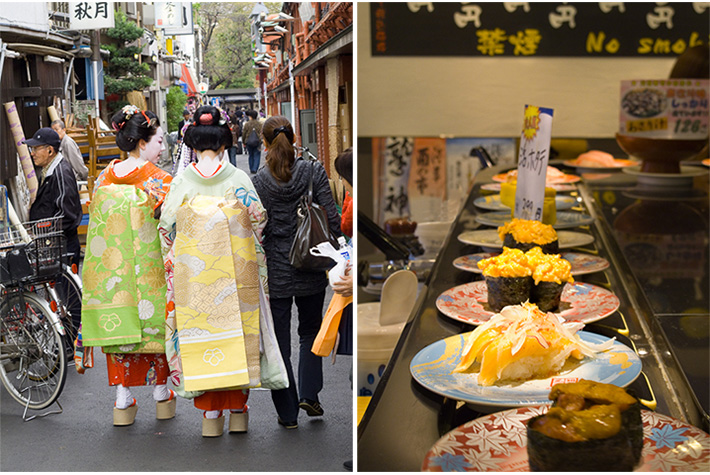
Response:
[525,247,573,312]
[526,379,643,472]
[498,218,559,254]
[477,247,532,312]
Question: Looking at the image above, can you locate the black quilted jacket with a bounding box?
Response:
[253,157,341,298]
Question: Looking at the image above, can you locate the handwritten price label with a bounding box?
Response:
[515,105,554,221]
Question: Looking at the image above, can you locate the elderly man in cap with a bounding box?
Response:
[24,127,82,266]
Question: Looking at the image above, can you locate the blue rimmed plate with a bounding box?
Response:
[475,211,595,229]
[473,195,577,212]
[410,331,641,408]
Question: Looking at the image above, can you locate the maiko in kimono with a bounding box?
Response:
[80,106,176,426]
[159,105,287,437]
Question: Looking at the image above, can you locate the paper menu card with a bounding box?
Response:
[619,79,709,139]
[515,105,554,222]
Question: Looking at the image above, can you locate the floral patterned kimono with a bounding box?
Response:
[159,161,267,411]
[81,160,172,387]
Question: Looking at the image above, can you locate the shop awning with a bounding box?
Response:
[179,63,197,95]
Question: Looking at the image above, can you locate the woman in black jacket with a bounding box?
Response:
[252,116,341,429]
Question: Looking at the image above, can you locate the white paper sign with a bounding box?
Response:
[155,2,194,35]
[69,2,115,30]
[514,105,554,221]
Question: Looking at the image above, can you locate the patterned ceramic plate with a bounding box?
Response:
[475,211,594,230]
[422,407,710,472]
[436,281,619,326]
[457,230,595,250]
[453,252,610,276]
[480,183,578,193]
[492,172,581,184]
[473,195,577,212]
[562,158,639,172]
[410,331,641,408]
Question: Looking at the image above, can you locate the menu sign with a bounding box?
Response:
[619,79,709,139]
[515,106,554,221]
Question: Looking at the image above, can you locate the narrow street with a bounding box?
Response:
[0,151,353,472]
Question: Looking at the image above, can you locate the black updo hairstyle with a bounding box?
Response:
[183,105,232,152]
[111,107,160,152]
[334,147,352,185]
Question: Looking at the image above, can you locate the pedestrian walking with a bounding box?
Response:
[79,105,176,426]
[159,105,284,438]
[252,116,342,429]
[228,112,241,166]
[24,127,82,268]
[50,119,89,181]
[242,109,263,174]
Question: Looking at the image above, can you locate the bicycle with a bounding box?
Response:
[0,217,68,420]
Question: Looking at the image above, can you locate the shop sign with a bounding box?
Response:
[514,105,554,222]
[619,79,709,139]
[374,137,414,224]
[371,3,708,57]
[69,2,115,30]
[155,2,194,35]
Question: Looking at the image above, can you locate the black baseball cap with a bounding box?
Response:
[24,128,61,151]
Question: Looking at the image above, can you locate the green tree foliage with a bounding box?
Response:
[194,2,281,90]
[103,10,153,98]
[166,86,187,132]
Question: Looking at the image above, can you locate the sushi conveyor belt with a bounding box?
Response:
[357,164,709,471]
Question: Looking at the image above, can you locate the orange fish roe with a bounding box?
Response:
[478,247,532,278]
[497,218,557,245]
[525,247,574,285]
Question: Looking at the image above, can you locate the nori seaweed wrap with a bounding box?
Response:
[526,380,643,472]
[530,280,564,312]
[484,275,533,312]
[503,233,559,254]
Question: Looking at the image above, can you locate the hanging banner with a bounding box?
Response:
[407,138,447,223]
[371,3,709,57]
[374,137,413,225]
[4,102,38,206]
[69,2,115,30]
[515,105,554,221]
[155,2,194,35]
[619,79,709,139]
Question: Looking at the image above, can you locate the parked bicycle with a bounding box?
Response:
[0,217,69,418]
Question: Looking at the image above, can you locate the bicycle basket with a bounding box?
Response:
[0,217,65,284]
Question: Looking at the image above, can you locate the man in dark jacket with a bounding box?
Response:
[241,110,263,174]
[24,127,82,266]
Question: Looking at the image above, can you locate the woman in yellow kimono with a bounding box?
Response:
[81,106,175,426]
[159,105,268,437]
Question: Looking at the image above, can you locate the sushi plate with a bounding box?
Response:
[436,281,619,326]
[480,182,578,193]
[562,158,639,173]
[491,172,581,184]
[457,229,595,250]
[422,406,710,472]
[453,252,610,276]
[475,211,594,229]
[410,331,641,408]
[473,195,577,212]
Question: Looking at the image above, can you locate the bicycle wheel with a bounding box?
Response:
[56,265,83,346]
[0,291,67,410]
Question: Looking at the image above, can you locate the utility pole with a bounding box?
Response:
[91,30,101,118]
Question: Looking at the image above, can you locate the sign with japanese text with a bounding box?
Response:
[374,137,413,225]
[371,3,708,57]
[69,2,115,30]
[515,106,554,221]
[408,138,447,223]
[156,2,194,35]
[619,79,709,139]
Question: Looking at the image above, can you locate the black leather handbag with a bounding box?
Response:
[288,160,338,271]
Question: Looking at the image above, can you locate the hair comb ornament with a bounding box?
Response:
[218,109,230,126]
[199,113,213,125]
[121,104,141,121]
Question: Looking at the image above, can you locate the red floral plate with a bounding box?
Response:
[436,281,619,326]
[422,406,710,472]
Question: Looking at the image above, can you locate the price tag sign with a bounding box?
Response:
[515,105,554,221]
[619,79,709,139]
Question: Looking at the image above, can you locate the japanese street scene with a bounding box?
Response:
[0,2,353,471]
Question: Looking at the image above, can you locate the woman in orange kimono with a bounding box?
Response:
[82,106,175,426]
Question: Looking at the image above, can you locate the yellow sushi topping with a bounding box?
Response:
[525,247,573,285]
[497,218,558,245]
[452,302,612,386]
[477,247,532,278]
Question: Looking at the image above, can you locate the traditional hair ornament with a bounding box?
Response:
[199,113,213,125]
[121,104,141,121]
[218,108,230,126]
